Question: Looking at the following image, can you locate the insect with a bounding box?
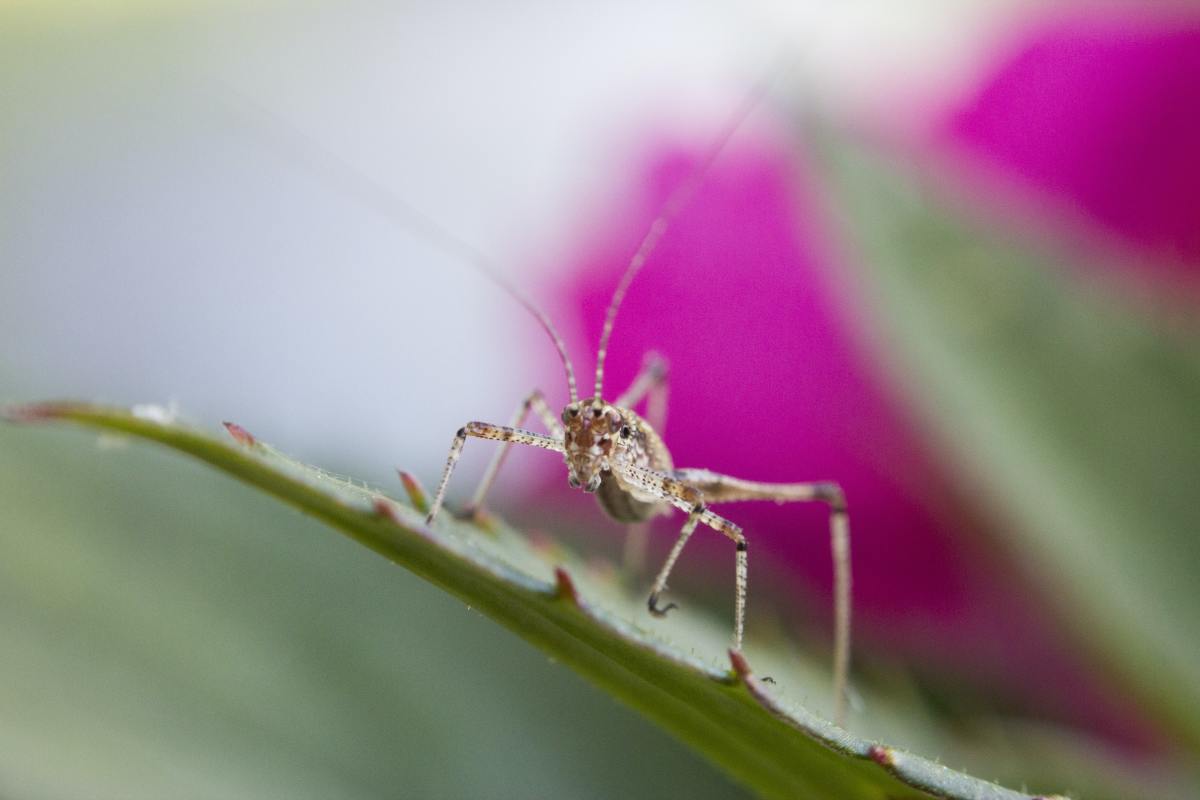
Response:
[225,76,852,724]
[420,89,853,725]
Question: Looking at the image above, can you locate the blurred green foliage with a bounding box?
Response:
[1,405,1047,800]
[0,420,749,799]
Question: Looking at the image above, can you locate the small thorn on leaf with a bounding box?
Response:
[396,469,429,513]
[868,745,896,768]
[223,421,256,446]
[554,568,580,606]
[528,532,573,566]
[373,498,401,523]
[457,505,498,535]
[527,530,556,553]
[728,649,752,681]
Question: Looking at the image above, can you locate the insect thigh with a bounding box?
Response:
[426,422,564,525]
[465,389,563,516]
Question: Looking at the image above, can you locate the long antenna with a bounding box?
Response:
[210,84,580,404]
[592,76,775,400]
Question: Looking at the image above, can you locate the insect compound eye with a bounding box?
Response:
[562,405,578,423]
[619,425,631,438]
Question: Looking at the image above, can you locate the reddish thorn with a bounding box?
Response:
[528,530,555,551]
[868,745,896,768]
[461,505,498,534]
[396,469,429,513]
[373,498,401,523]
[1,401,71,423]
[222,421,256,446]
[728,649,752,681]
[554,568,580,606]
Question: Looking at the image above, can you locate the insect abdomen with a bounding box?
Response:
[596,471,661,522]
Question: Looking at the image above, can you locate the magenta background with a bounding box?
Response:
[938,14,1200,274]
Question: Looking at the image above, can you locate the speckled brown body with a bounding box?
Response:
[560,398,673,522]
[596,471,657,523]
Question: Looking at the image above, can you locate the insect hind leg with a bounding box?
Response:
[673,469,852,727]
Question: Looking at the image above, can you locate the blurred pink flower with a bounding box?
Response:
[936,12,1200,275]
[555,140,966,628]
[547,137,1036,675]
[535,11,1199,747]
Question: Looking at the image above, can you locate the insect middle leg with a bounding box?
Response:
[462,389,563,518]
[673,469,851,726]
[426,422,563,524]
[615,352,669,430]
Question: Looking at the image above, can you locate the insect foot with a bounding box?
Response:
[455,503,483,521]
[647,592,679,617]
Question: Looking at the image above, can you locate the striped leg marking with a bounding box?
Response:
[426,422,563,525]
[465,389,563,516]
[619,464,748,651]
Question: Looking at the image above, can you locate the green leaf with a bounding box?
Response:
[813,130,1200,752]
[3,402,1057,800]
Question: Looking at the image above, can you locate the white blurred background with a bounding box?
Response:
[1,0,1024,482]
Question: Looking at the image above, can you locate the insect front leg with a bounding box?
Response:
[618,465,748,651]
[672,469,852,726]
[646,509,698,618]
[426,423,564,525]
[463,389,564,518]
[646,501,748,650]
